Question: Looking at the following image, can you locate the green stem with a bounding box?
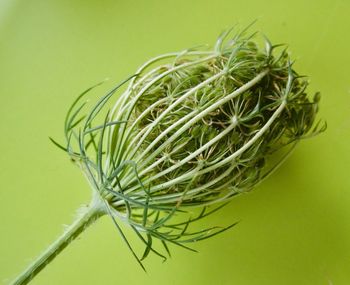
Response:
[11,204,103,285]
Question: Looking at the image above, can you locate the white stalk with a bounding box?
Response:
[205,99,287,170]
[119,97,286,200]
[111,54,218,167]
[106,96,169,171]
[119,69,269,189]
[122,69,226,166]
[112,164,241,208]
[133,118,238,186]
[136,164,238,204]
[109,51,216,121]
[137,69,269,168]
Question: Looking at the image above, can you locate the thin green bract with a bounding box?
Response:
[12,27,325,285]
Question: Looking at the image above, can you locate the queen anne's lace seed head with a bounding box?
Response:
[63,28,325,262]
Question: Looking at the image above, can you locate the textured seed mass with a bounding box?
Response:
[12,28,325,285]
[126,40,320,204]
[65,29,324,259]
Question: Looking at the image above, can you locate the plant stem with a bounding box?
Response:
[11,204,103,285]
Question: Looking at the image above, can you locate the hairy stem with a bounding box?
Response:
[11,204,104,285]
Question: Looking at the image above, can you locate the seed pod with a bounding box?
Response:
[64,30,325,262]
[13,28,326,285]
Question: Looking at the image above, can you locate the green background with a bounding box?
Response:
[1,0,349,284]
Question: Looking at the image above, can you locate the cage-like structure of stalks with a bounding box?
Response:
[62,29,324,264]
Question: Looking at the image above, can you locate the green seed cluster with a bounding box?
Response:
[116,37,321,206]
[62,29,324,262]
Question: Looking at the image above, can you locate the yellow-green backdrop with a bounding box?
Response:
[1,0,349,284]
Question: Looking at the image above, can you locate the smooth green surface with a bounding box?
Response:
[0,0,349,284]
